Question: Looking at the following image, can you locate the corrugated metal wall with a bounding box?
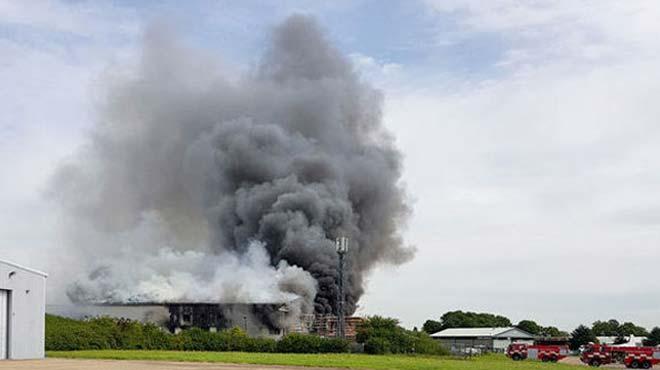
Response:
[0,261,46,360]
[0,290,7,360]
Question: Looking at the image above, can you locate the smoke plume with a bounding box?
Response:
[53,15,413,319]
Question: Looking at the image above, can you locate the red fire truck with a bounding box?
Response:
[581,343,660,368]
[507,343,569,362]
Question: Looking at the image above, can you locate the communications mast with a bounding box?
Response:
[335,236,349,339]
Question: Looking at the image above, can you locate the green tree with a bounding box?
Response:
[356,316,412,354]
[570,325,597,350]
[356,316,400,343]
[422,320,443,334]
[592,319,648,338]
[592,319,620,336]
[618,322,649,337]
[643,327,660,346]
[540,326,568,337]
[438,311,512,330]
[357,316,446,355]
[517,320,542,335]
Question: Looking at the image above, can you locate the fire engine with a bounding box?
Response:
[506,343,569,362]
[581,343,660,368]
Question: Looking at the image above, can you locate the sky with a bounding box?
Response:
[2,0,660,331]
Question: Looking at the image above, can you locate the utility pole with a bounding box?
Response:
[335,236,349,339]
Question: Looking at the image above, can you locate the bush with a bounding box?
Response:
[46,314,341,354]
[319,337,350,353]
[115,319,146,349]
[222,327,250,351]
[141,323,174,350]
[364,337,391,354]
[176,327,277,352]
[246,337,278,353]
[276,333,322,353]
[46,315,115,350]
[47,314,182,351]
[179,328,217,351]
[46,314,437,355]
[411,331,449,355]
[357,315,446,355]
[357,316,412,354]
[275,333,349,354]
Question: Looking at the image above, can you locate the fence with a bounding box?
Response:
[442,342,508,357]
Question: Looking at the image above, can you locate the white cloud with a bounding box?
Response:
[350,52,403,91]
[0,0,139,38]
[0,1,139,278]
[426,0,660,68]
[362,1,660,330]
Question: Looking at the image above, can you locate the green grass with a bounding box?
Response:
[47,351,581,370]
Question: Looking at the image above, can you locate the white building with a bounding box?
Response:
[431,327,536,352]
[0,259,47,360]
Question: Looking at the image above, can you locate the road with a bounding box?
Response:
[0,359,348,370]
[560,356,624,368]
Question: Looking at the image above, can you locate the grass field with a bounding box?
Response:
[47,351,582,370]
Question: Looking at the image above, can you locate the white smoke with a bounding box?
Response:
[67,212,317,309]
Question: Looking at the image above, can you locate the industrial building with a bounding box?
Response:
[0,259,47,360]
[431,327,535,352]
[166,303,288,337]
[166,304,363,340]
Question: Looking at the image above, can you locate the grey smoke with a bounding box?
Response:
[53,15,413,318]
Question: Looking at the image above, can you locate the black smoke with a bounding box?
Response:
[54,15,413,317]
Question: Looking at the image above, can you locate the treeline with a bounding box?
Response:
[46,314,448,356]
[422,311,660,350]
[421,310,566,338]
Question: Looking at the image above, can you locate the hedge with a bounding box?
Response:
[46,314,442,355]
[45,314,347,353]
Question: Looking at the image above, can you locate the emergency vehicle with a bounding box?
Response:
[581,343,660,368]
[506,343,569,362]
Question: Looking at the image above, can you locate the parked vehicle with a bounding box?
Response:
[506,343,569,362]
[581,343,660,368]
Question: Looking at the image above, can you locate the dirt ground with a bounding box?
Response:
[0,359,348,370]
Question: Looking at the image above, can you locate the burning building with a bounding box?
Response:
[166,303,289,336]
[52,15,413,334]
[313,315,364,341]
[164,304,363,340]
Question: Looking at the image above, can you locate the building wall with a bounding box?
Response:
[0,261,47,360]
[438,338,494,350]
[437,337,535,353]
[166,303,286,338]
[492,338,511,351]
[492,338,534,350]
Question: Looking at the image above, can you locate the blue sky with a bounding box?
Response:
[3,0,660,331]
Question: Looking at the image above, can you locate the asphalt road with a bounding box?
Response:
[0,359,348,370]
